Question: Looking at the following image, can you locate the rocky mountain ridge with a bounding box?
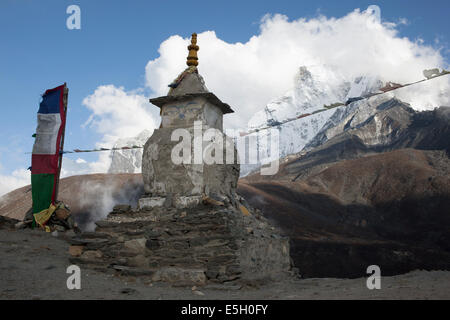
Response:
[238,95,450,277]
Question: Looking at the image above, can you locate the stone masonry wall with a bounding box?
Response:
[67,198,293,286]
[141,127,239,200]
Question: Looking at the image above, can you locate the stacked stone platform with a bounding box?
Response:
[67,199,293,286]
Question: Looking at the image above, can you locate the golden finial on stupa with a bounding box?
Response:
[186,33,199,67]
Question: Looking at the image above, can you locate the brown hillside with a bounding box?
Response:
[0,174,143,228]
[238,149,450,277]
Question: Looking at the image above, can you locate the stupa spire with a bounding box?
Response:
[186,33,199,67]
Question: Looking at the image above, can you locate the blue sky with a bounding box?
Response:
[0,0,449,194]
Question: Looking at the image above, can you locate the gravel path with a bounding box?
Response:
[1,228,449,300]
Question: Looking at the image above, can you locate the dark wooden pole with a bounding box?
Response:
[54,83,68,203]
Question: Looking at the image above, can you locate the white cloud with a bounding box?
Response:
[398,17,409,25]
[145,7,449,128]
[60,157,93,178]
[80,85,160,174]
[0,168,30,197]
[82,85,159,147]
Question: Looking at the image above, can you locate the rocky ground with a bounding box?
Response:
[1,226,449,300]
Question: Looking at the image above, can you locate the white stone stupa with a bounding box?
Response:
[140,33,239,209]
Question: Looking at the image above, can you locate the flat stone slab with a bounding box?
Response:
[139,197,165,209]
[174,196,202,209]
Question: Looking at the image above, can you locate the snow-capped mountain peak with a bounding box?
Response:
[239,66,382,176]
[108,129,153,174]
